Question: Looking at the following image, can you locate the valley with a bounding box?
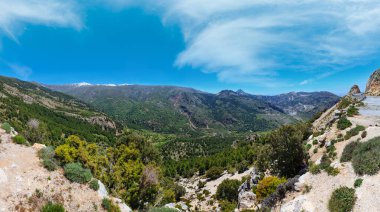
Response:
[2,70,380,212]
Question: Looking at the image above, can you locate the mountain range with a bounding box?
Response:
[47,83,340,135]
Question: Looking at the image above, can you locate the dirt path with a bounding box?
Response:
[0,129,105,212]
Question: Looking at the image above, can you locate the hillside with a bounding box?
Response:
[0,76,116,145]
[47,84,339,134]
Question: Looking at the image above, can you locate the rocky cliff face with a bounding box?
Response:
[349,85,361,95]
[366,69,380,96]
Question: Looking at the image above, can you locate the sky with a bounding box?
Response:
[1,1,380,95]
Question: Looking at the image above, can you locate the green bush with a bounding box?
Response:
[39,147,58,171]
[13,135,27,145]
[340,141,359,162]
[102,198,121,212]
[1,122,11,133]
[352,137,380,175]
[337,117,352,130]
[309,164,321,174]
[347,106,359,117]
[63,163,92,183]
[41,202,65,212]
[328,187,356,212]
[326,166,340,176]
[89,179,99,191]
[344,125,365,140]
[216,179,241,202]
[313,148,318,154]
[205,167,224,180]
[256,176,286,201]
[361,131,367,139]
[354,178,363,188]
[174,184,186,201]
[43,159,58,171]
[312,140,318,145]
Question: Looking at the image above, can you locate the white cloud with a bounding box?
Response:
[7,63,32,79]
[114,0,380,86]
[0,0,82,42]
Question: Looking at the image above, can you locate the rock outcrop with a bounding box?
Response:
[366,69,380,96]
[348,85,361,95]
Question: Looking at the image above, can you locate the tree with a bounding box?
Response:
[216,179,241,202]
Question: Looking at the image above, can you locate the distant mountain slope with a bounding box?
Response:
[0,76,116,144]
[47,84,339,134]
[253,91,341,120]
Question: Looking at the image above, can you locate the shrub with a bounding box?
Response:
[312,140,318,145]
[205,167,224,180]
[41,202,65,212]
[313,148,318,154]
[256,176,287,201]
[361,131,367,138]
[347,106,359,117]
[344,125,365,140]
[38,147,55,159]
[237,160,249,173]
[102,198,121,212]
[39,147,58,171]
[305,144,312,151]
[320,154,332,170]
[326,166,340,176]
[64,162,92,183]
[174,184,186,201]
[340,141,359,162]
[338,97,351,109]
[309,164,321,175]
[13,135,27,145]
[89,179,99,191]
[216,179,241,202]
[337,117,352,130]
[198,180,206,189]
[352,137,380,175]
[1,122,11,133]
[354,178,363,188]
[43,159,58,171]
[328,187,356,212]
[219,200,236,212]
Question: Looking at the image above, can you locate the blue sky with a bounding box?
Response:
[1,1,380,95]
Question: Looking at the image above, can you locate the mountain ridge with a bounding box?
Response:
[46,83,340,135]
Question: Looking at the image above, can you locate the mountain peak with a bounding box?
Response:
[366,69,380,96]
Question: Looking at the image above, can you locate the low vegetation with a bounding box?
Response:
[337,117,352,130]
[41,202,65,212]
[347,106,359,117]
[216,179,241,202]
[328,187,356,212]
[102,198,121,212]
[13,135,28,145]
[340,141,359,163]
[354,178,363,188]
[352,137,380,175]
[206,167,224,180]
[256,176,287,201]
[38,147,58,171]
[1,122,11,133]
[63,162,93,184]
[344,125,365,140]
[89,179,100,191]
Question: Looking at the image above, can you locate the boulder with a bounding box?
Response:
[32,143,46,151]
[366,69,380,96]
[239,191,256,210]
[348,85,361,95]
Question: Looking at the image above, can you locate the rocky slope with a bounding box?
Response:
[46,84,339,134]
[0,76,116,144]
[365,69,380,95]
[275,70,380,212]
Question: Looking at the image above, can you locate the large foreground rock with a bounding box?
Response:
[366,69,380,96]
